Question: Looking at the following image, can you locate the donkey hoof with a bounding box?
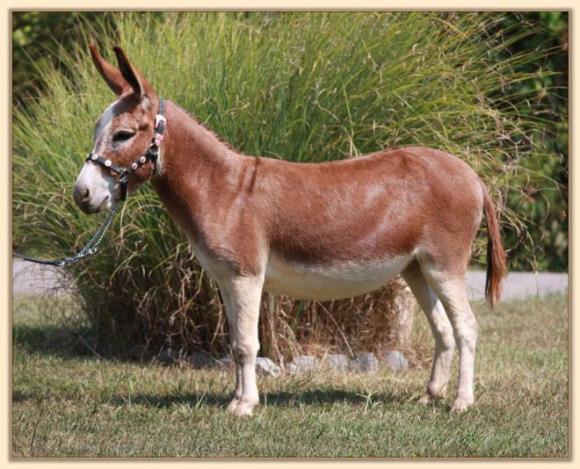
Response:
[419,388,446,405]
[451,397,474,413]
[226,398,241,413]
[231,400,258,417]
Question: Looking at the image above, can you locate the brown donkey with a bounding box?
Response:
[74,46,507,416]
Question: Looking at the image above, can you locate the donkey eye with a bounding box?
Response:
[112,131,135,143]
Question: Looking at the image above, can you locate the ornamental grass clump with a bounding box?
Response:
[13,12,554,360]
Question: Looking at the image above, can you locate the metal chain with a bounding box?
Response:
[14,204,120,267]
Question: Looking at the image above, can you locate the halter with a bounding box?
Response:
[14,100,167,267]
[86,99,166,201]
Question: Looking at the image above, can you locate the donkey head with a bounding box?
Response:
[73,45,161,214]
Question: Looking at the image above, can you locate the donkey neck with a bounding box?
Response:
[159,101,238,171]
[151,101,248,235]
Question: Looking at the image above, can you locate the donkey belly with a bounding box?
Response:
[264,253,412,301]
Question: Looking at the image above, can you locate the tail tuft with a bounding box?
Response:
[482,185,507,308]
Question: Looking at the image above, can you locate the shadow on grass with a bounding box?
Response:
[13,322,164,362]
[13,320,427,411]
[106,388,413,410]
[12,324,98,359]
[12,295,156,361]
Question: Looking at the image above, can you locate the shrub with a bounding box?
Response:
[497,12,568,272]
[12,12,558,360]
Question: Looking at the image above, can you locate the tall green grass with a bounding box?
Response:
[13,12,555,359]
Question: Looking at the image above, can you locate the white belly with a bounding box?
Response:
[264,253,412,301]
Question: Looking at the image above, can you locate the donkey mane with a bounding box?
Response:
[173,103,243,156]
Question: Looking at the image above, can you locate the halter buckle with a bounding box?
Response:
[155,113,166,129]
[119,172,129,201]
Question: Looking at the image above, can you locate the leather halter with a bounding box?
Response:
[86,99,166,201]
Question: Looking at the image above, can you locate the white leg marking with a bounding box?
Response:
[221,275,263,417]
[421,266,478,412]
[219,287,243,411]
[403,264,455,403]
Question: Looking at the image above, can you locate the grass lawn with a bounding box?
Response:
[11,294,568,458]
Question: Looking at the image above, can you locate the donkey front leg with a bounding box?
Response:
[218,287,242,411]
[222,275,264,417]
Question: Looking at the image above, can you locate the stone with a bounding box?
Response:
[286,355,319,374]
[381,350,409,371]
[255,357,282,377]
[324,354,350,372]
[217,356,234,369]
[188,353,217,369]
[350,352,379,373]
[157,349,174,364]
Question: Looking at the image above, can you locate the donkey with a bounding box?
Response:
[74,45,507,416]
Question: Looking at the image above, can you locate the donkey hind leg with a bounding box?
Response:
[402,263,456,404]
[218,287,243,412]
[421,265,478,412]
[221,275,263,417]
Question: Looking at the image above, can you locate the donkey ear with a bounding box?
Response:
[113,46,152,99]
[89,43,128,96]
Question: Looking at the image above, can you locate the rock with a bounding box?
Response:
[188,353,217,369]
[381,350,409,371]
[286,355,319,374]
[324,354,349,372]
[217,356,234,369]
[350,352,379,373]
[255,357,282,377]
[157,349,174,364]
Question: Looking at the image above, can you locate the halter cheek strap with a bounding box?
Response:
[86,99,166,201]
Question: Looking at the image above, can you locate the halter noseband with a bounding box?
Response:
[86,99,166,201]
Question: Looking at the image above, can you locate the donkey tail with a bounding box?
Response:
[482,184,507,308]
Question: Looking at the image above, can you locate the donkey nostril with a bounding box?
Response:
[81,188,90,200]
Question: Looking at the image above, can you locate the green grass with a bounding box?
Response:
[12,294,568,458]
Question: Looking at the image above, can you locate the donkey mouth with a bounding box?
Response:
[79,195,110,215]
[94,196,111,213]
